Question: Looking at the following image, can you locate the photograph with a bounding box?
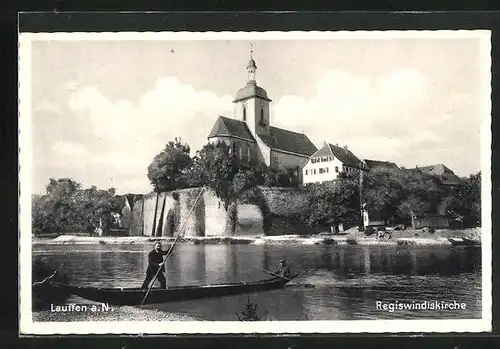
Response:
[18,30,492,334]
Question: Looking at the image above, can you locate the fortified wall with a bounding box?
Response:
[128,186,323,237]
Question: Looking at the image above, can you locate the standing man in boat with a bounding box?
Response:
[275,258,291,279]
[141,241,171,289]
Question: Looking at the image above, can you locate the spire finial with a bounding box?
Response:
[246,42,257,83]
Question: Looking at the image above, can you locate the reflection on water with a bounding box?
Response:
[33,243,482,320]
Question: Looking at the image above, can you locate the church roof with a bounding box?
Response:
[233,81,272,103]
[260,127,318,156]
[207,116,255,141]
[311,143,363,168]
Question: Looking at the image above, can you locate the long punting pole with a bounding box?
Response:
[141,185,208,305]
[359,168,364,231]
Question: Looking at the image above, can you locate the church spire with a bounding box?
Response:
[246,43,257,84]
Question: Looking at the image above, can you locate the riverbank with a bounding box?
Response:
[32,305,202,322]
[32,227,481,246]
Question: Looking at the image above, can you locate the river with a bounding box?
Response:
[33,243,482,321]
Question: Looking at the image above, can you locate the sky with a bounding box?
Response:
[27,32,490,195]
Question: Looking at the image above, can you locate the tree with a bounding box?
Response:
[32,178,116,235]
[442,172,481,227]
[362,167,403,223]
[190,141,241,209]
[301,176,359,233]
[362,167,443,225]
[147,138,193,192]
[396,168,443,223]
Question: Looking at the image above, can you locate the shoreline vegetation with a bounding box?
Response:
[33,227,481,247]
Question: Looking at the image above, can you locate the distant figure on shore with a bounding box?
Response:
[141,242,171,289]
[275,258,291,279]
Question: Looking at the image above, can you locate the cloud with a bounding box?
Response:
[272,68,480,174]
[50,76,234,193]
[52,140,89,156]
[34,99,63,115]
[34,68,481,194]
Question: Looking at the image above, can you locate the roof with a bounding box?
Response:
[259,127,318,156]
[408,164,460,185]
[310,143,363,168]
[414,164,453,176]
[233,81,272,103]
[207,116,255,141]
[363,159,399,170]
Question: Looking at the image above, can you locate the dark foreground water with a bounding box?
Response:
[33,243,482,320]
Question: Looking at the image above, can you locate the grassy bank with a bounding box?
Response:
[32,227,481,246]
[32,305,202,322]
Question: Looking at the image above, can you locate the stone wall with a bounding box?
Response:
[129,199,144,236]
[129,186,318,237]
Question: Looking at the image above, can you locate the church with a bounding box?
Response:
[207,52,317,172]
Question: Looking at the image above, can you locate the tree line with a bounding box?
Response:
[147,138,481,231]
[300,168,481,231]
[32,138,481,235]
[32,178,122,235]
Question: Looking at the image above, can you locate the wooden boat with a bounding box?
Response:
[48,274,298,306]
[448,237,481,246]
[448,237,467,246]
[462,237,481,246]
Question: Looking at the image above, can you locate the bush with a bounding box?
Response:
[346,238,358,245]
[321,238,338,245]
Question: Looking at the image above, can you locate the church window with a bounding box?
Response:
[247,145,251,161]
[243,106,246,121]
[260,108,265,125]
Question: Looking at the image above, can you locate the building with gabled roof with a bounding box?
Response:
[301,142,364,185]
[408,164,461,187]
[207,51,317,171]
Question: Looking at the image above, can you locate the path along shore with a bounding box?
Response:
[33,228,481,247]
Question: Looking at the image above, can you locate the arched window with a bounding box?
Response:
[243,106,246,121]
[260,108,265,125]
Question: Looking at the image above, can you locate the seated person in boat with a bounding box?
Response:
[275,258,291,278]
[141,241,171,289]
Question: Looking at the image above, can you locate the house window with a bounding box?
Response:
[319,168,324,174]
[326,167,329,173]
[305,170,309,175]
[313,169,316,175]
[335,166,339,173]
[243,106,247,121]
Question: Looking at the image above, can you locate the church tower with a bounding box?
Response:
[233,45,271,137]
